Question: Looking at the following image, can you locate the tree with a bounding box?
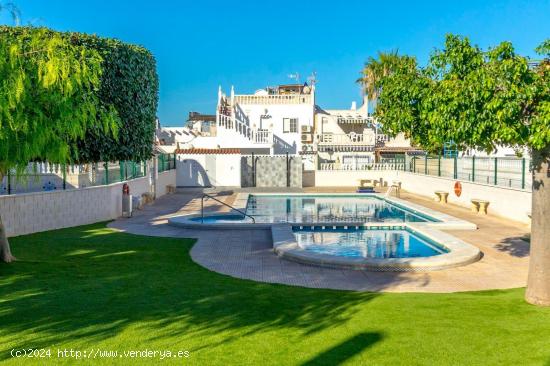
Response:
[0,28,119,262]
[374,34,550,305]
[357,50,403,112]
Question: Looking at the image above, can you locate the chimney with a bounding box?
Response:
[351,101,357,110]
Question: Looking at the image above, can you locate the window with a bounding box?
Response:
[201,121,212,133]
[283,118,298,133]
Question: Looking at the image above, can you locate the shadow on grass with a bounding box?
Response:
[301,332,383,366]
[0,223,381,359]
[495,236,530,257]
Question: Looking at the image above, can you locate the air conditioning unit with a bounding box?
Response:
[301,125,312,133]
[301,134,313,143]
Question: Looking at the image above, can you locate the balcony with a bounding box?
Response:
[318,133,375,145]
[336,116,371,125]
[234,94,313,105]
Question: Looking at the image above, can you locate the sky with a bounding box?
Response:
[1,0,549,126]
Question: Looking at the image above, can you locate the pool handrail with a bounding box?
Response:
[201,193,256,224]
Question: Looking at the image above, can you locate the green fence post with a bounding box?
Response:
[453,156,457,179]
[173,153,176,170]
[104,162,108,185]
[472,156,476,182]
[494,158,498,185]
[438,155,441,177]
[119,161,124,182]
[424,155,428,175]
[62,163,66,190]
[522,158,526,189]
[7,170,11,194]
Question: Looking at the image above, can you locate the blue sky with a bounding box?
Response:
[2,0,549,126]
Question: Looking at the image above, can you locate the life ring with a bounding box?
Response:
[454,181,462,197]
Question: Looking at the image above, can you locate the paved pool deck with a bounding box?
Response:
[108,188,530,293]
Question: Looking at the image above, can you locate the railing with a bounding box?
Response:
[409,156,532,191]
[252,129,272,144]
[336,117,372,125]
[376,134,390,146]
[158,153,176,173]
[1,161,147,195]
[201,193,256,223]
[217,112,272,145]
[318,133,375,145]
[234,94,313,105]
[319,161,405,171]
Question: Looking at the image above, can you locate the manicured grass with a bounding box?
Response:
[1,223,550,365]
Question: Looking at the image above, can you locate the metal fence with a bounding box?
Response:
[157,153,176,173]
[317,155,531,191]
[0,161,147,195]
[318,161,405,171]
[409,156,531,191]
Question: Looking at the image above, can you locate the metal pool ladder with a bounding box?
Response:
[201,193,256,224]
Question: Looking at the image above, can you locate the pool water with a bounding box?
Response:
[191,214,253,223]
[293,227,448,259]
[245,195,434,223]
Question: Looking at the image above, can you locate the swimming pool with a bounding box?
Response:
[171,193,477,231]
[272,224,481,271]
[293,226,448,259]
[243,195,435,223]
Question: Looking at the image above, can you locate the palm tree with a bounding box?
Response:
[0,1,20,25]
[357,50,401,112]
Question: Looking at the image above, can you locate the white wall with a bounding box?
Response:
[239,103,314,154]
[0,163,179,237]
[315,170,401,187]
[397,172,531,223]
[0,176,152,237]
[176,154,241,187]
[156,170,177,197]
[314,170,531,223]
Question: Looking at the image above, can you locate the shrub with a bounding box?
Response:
[71,33,159,163]
[0,26,159,164]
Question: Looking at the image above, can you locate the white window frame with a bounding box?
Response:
[283,118,298,133]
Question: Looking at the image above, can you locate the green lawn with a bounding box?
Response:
[1,223,550,365]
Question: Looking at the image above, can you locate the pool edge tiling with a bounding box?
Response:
[272,223,482,272]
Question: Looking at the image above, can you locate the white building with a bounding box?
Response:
[156,82,415,170]
[169,84,315,157]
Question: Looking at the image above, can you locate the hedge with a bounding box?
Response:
[72,33,159,163]
[0,26,159,164]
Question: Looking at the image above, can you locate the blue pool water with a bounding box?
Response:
[293,226,448,258]
[191,214,253,223]
[244,195,435,223]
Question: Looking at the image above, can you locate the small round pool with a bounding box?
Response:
[189,214,251,224]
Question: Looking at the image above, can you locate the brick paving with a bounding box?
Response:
[108,188,530,293]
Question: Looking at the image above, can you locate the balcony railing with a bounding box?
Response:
[375,134,390,147]
[217,114,272,145]
[336,117,372,125]
[318,133,375,145]
[319,161,405,171]
[252,129,272,144]
[234,94,313,105]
